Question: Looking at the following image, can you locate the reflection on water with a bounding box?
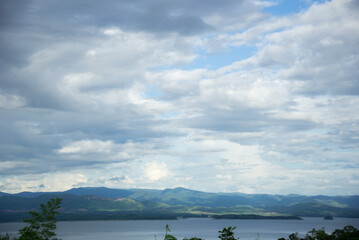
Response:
[1,217,359,240]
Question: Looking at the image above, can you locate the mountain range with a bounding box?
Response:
[1,187,358,222]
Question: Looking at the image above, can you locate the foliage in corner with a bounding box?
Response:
[0,233,11,240]
[17,198,62,240]
[164,224,177,240]
[218,226,238,240]
[164,224,205,240]
[278,225,359,240]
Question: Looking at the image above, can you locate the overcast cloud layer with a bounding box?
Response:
[1,0,358,195]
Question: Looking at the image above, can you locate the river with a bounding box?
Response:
[1,217,359,240]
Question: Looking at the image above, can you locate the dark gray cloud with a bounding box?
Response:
[1,0,261,35]
[108,176,126,182]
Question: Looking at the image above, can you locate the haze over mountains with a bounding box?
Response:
[1,187,358,222]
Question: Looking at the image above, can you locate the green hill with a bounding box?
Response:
[1,187,358,222]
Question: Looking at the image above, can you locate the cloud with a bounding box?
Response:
[1,173,87,193]
[107,176,126,182]
[0,0,358,195]
[144,162,170,182]
[58,140,114,154]
[252,0,359,95]
[0,93,26,109]
[0,0,264,36]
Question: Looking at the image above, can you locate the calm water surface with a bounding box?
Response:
[1,217,359,240]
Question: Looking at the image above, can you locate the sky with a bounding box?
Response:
[0,0,359,195]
